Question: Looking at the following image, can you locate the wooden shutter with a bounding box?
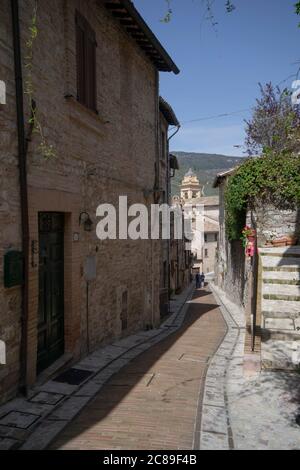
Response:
[86,33,97,110]
[75,11,97,111]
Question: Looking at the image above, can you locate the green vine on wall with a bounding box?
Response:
[24,1,56,160]
[225,151,300,241]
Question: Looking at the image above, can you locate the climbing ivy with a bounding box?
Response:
[225,151,300,240]
[24,1,56,160]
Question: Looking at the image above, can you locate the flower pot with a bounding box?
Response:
[285,236,298,246]
[272,239,287,247]
[271,235,298,247]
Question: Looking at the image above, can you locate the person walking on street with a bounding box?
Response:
[200,272,205,288]
[195,272,201,289]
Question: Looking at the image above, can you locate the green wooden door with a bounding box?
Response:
[37,213,65,374]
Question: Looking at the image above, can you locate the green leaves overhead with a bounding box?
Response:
[225,152,300,240]
[225,1,236,13]
[296,1,300,26]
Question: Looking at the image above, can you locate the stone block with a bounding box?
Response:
[264,318,295,331]
[201,405,228,435]
[200,431,229,450]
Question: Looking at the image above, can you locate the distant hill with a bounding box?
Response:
[171,152,243,197]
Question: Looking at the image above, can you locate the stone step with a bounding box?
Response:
[262,329,300,342]
[263,294,300,302]
[262,299,300,315]
[263,317,297,331]
[262,311,300,320]
[263,266,300,273]
[260,246,300,257]
[262,270,300,282]
[262,283,300,298]
[261,256,300,269]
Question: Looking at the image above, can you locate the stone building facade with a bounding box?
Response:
[0,0,180,404]
[213,168,248,307]
[158,99,188,313]
[175,169,219,275]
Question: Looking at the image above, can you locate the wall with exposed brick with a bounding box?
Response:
[0,0,172,403]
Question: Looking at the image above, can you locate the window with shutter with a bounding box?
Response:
[75,11,97,111]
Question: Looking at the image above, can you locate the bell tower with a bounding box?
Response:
[180,168,202,201]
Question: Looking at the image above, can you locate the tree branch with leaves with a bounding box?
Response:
[245,83,300,156]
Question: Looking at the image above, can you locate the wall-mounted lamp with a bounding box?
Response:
[169,154,179,178]
[31,240,38,268]
[79,212,93,232]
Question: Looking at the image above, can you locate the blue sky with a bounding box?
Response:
[133,0,300,156]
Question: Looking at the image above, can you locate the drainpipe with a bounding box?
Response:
[250,211,258,352]
[154,71,160,203]
[11,0,30,395]
[150,70,160,328]
[167,125,180,301]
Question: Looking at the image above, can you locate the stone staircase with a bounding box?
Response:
[259,246,300,370]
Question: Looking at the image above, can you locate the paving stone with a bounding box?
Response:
[209,357,228,368]
[0,424,28,441]
[91,369,116,384]
[21,419,69,450]
[29,392,65,406]
[75,355,111,372]
[0,398,52,421]
[107,358,131,374]
[0,411,41,430]
[265,318,295,331]
[112,336,144,349]
[134,343,154,352]
[36,381,79,396]
[203,384,225,408]
[0,438,20,450]
[50,396,91,421]
[200,431,229,450]
[206,366,226,379]
[201,405,228,435]
[136,330,161,339]
[121,349,144,361]
[74,381,104,397]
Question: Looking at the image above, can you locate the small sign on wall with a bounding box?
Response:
[84,255,96,282]
[0,81,6,105]
[0,340,6,365]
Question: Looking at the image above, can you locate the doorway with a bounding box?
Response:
[37,212,65,374]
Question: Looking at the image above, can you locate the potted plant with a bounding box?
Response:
[241,226,256,257]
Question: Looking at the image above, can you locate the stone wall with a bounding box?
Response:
[214,179,250,309]
[0,0,169,403]
[250,204,300,246]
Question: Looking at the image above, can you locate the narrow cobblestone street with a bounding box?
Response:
[50,288,226,450]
